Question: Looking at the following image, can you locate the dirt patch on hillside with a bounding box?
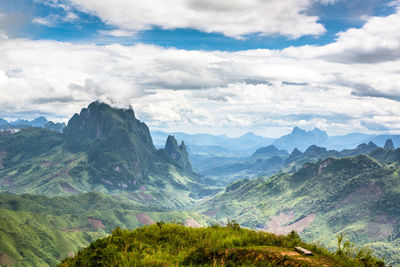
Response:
[136,213,155,225]
[138,192,155,201]
[128,192,140,201]
[60,182,79,193]
[365,214,395,239]
[0,151,6,169]
[185,218,202,228]
[335,182,382,210]
[41,161,54,167]
[201,208,218,218]
[88,218,105,229]
[0,176,12,186]
[318,159,331,175]
[0,252,13,266]
[139,185,147,191]
[266,212,316,235]
[67,252,75,258]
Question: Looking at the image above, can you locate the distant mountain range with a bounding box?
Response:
[1,102,400,266]
[151,131,274,156]
[199,137,398,184]
[0,116,66,132]
[152,127,399,157]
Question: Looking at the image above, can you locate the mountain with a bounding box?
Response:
[197,150,400,265]
[32,116,48,127]
[0,192,214,266]
[0,116,66,133]
[152,131,229,147]
[273,127,328,152]
[199,140,393,184]
[253,145,288,157]
[384,139,395,149]
[164,135,193,174]
[9,116,48,127]
[9,119,31,126]
[44,121,66,132]
[0,101,219,208]
[152,131,274,156]
[327,133,375,150]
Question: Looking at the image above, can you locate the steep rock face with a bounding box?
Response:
[64,102,153,148]
[273,127,328,152]
[384,139,395,149]
[63,102,159,189]
[165,135,193,173]
[44,121,66,132]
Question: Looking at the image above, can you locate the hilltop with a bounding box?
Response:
[59,223,383,266]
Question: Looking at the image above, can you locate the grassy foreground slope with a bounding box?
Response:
[59,223,383,267]
[197,154,400,265]
[0,193,214,267]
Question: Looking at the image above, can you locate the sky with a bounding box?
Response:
[0,0,400,137]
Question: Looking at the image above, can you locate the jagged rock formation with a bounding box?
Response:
[165,135,193,173]
[273,127,328,151]
[0,101,214,206]
[44,121,66,132]
[384,139,395,149]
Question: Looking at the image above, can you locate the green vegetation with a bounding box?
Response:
[0,102,221,209]
[0,102,398,266]
[0,193,214,266]
[59,223,383,267]
[197,154,400,265]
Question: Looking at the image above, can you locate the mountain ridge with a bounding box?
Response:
[0,101,219,209]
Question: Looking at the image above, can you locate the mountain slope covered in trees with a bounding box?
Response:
[197,151,400,265]
[0,102,220,209]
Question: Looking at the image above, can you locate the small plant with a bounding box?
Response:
[336,233,385,266]
[227,219,241,230]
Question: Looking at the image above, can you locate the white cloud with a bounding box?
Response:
[1,7,400,135]
[32,12,79,27]
[284,3,400,64]
[98,29,137,37]
[32,17,54,26]
[66,0,325,39]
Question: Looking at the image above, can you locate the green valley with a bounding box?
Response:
[0,192,213,267]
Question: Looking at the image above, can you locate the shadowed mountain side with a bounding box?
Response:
[0,102,221,209]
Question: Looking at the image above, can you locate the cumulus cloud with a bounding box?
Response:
[98,29,137,37]
[284,3,400,64]
[1,6,400,135]
[32,12,79,27]
[65,0,325,39]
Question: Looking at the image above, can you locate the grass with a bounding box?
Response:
[59,222,384,267]
[0,193,216,267]
[196,155,400,265]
